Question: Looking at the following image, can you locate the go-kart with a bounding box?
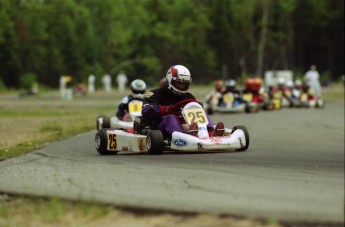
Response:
[96,99,143,131]
[95,99,249,155]
[269,88,293,109]
[242,92,275,111]
[204,92,258,115]
[292,93,325,108]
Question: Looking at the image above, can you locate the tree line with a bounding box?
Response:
[0,0,343,89]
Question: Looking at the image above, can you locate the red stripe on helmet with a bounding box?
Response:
[171,67,177,77]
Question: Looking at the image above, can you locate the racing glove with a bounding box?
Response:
[160,105,175,116]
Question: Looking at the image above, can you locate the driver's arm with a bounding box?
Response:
[142,91,163,119]
[142,90,175,118]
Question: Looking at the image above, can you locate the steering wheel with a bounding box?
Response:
[172,99,203,115]
[174,99,197,108]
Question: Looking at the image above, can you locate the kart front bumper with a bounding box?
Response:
[170,130,246,151]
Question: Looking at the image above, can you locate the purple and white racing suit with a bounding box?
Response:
[141,86,214,138]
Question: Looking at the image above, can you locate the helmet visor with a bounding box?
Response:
[172,80,190,92]
[132,89,145,94]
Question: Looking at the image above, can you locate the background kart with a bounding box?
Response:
[96,99,143,131]
[95,100,249,155]
[292,93,325,108]
[242,92,275,111]
[204,92,259,115]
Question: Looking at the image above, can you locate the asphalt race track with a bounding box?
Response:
[0,100,344,224]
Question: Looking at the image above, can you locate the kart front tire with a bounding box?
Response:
[96,116,110,130]
[232,125,250,151]
[147,130,164,155]
[95,129,118,155]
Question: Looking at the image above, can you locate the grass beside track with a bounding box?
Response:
[0,91,116,160]
[0,194,283,227]
[0,84,343,227]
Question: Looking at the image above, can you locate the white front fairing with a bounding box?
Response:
[176,102,247,151]
[170,129,246,151]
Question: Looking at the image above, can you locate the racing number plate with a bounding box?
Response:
[242,93,253,102]
[223,94,234,103]
[107,133,117,150]
[184,109,209,125]
[128,102,143,113]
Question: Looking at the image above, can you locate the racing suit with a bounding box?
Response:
[141,86,214,138]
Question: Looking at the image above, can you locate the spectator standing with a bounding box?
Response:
[102,74,112,93]
[88,74,96,94]
[304,65,322,98]
[117,71,128,93]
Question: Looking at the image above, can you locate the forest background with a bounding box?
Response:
[0,0,343,89]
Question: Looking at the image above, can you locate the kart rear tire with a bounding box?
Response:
[147,130,164,155]
[245,104,258,113]
[245,104,251,113]
[95,129,118,155]
[232,125,249,151]
[96,116,110,130]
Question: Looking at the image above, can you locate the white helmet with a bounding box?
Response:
[225,79,236,87]
[166,65,191,95]
[286,80,294,88]
[277,78,286,86]
[130,79,146,98]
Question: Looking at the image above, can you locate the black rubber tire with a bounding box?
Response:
[96,116,110,130]
[245,104,251,113]
[245,102,259,113]
[146,130,165,155]
[232,125,250,151]
[95,129,118,155]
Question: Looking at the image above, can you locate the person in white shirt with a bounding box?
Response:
[88,74,96,94]
[304,65,322,98]
[102,74,112,93]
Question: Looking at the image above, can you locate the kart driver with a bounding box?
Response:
[116,79,146,120]
[140,65,224,138]
[223,79,241,95]
[223,79,243,105]
[204,79,224,106]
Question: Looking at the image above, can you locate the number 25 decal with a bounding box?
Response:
[187,111,205,123]
[108,134,117,150]
[185,110,208,125]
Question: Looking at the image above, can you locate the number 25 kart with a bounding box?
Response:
[96,99,143,131]
[95,99,249,155]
